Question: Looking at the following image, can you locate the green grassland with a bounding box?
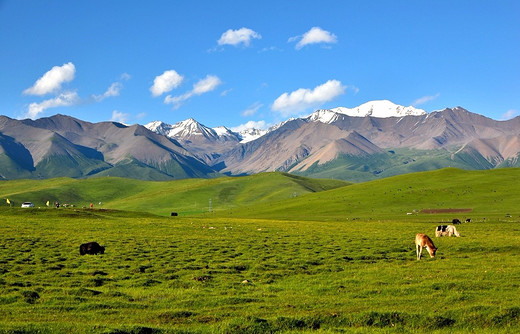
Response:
[208,167,520,223]
[1,168,520,333]
[0,172,349,216]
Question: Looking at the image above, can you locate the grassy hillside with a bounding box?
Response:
[0,172,349,216]
[2,168,518,221]
[294,148,482,182]
[212,168,520,221]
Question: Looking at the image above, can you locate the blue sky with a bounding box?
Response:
[1,1,518,130]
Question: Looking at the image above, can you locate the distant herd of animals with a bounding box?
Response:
[415,218,469,260]
[78,218,471,260]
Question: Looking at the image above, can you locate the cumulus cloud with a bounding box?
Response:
[412,93,440,106]
[23,62,76,96]
[242,102,263,116]
[271,80,346,115]
[289,27,337,50]
[150,70,184,97]
[501,109,519,120]
[92,73,131,102]
[164,75,222,109]
[24,91,80,119]
[231,120,267,132]
[110,110,130,124]
[218,27,261,47]
[93,82,123,102]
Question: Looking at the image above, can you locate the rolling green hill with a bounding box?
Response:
[211,168,520,221]
[0,172,349,216]
[1,168,518,221]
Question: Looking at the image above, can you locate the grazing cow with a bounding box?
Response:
[435,225,461,237]
[452,218,461,224]
[415,233,437,260]
[465,218,471,223]
[79,242,105,255]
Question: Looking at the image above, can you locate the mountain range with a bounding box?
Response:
[1,100,519,181]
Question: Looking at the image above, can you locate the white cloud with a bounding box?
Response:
[501,109,519,120]
[193,75,222,94]
[93,82,123,102]
[24,91,80,119]
[23,62,76,96]
[150,70,184,97]
[92,73,131,102]
[259,46,281,53]
[272,80,346,115]
[218,27,261,47]
[231,120,267,132]
[164,75,222,109]
[412,93,440,106]
[220,88,232,96]
[110,110,129,124]
[290,27,337,50]
[242,102,263,116]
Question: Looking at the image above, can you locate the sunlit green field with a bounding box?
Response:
[1,207,519,333]
[1,168,520,332]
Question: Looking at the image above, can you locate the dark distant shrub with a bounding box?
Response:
[107,326,163,334]
[21,290,40,304]
[158,310,195,322]
[274,316,321,331]
[75,287,102,296]
[360,311,406,328]
[426,315,456,329]
[492,307,520,327]
[223,317,272,334]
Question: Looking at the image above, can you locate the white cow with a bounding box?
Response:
[435,225,460,237]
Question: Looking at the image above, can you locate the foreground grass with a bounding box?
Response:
[1,208,519,333]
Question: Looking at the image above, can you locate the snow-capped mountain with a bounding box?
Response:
[145,118,261,143]
[3,100,520,182]
[306,109,342,124]
[147,100,427,143]
[306,100,425,124]
[331,100,426,118]
[238,128,267,143]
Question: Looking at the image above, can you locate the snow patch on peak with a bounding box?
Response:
[239,128,267,143]
[168,118,217,138]
[144,121,170,135]
[306,109,340,124]
[332,100,427,118]
[213,126,231,136]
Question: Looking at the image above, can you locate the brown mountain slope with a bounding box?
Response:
[218,120,383,174]
[0,115,218,180]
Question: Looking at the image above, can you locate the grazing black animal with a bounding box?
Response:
[79,242,105,255]
[465,218,471,223]
[452,218,461,225]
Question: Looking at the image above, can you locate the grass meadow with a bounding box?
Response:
[1,168,520,333]
[1,209,520,333]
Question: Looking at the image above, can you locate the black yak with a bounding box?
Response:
[79,242,105,255]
